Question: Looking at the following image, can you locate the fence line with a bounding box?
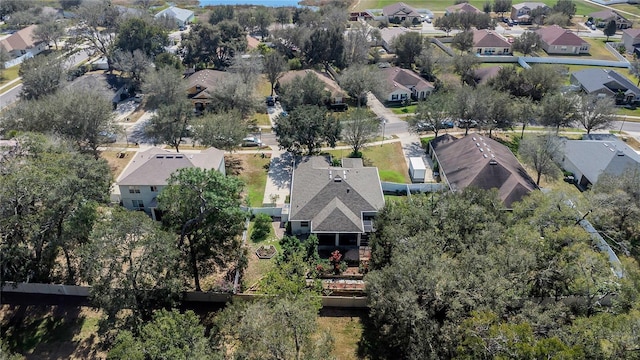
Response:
[4,52,33,68]
[521,56,630,68]
[381,181,445,194]
[605,42,629,63]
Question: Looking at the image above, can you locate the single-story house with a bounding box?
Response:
[289,156,385,247]
[379,26,410,53]
[561,137,640,189]
[349,10,374,21]
[380,67,434,102]
[277,69,346,105]
[155,6,194,27]
[472,66,502,86]
[536,25,590,55]
[186,69,231,111]
[117,147,225,220]
[446,3,482,15]
[570,68,640,104]
[429,134,538,207]
[622,28,640,55]
[382,2,422,24]
[473,29,512,55]
[0,25,47,58]
[511,2,549,24]
[589,9,632,29]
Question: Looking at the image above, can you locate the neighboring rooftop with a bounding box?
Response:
[431,134,538,207]
[278,69,344,98]
[382,2,421,18]
[381,67,434,94]
[446,3,482,14]
[289,156,385,233]
[118,147,225,186]
[536,25,587,46]
[473,29,511,48]
[571,68,640,96]
[0,25,42,52]
[155,6,194,23]
[563,139,640,184]
[513,2,548,10]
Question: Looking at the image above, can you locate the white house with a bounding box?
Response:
[155,6,194,27]
[0,25,47,58]
[117,147,225,220]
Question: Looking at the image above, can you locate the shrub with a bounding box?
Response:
[251,213,272,242]
[288,58,302,70]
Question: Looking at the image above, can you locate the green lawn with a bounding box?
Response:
[390,104,417,115]
[610,3,640,18]
[354,0,602,14]
[0,64,21,88]
[327,142,411,183]
[230,154,271,207]
[243,221,281,290]
[251,112,272,127]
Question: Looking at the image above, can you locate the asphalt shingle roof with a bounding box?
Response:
[563,139,640,184]
[571,68,640,96]
[382,2,421,18]
[0,25,42,52]
[155,6,194,23]
[536,25,587,46]
[118,147,225,186]
[289,156,385,233]
[432,134,538,207]
[473,29,511,48]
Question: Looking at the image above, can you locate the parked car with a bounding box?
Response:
[242,137,263,147]
[265,96,275,106]
[590,24,596,30]
[416,122,434,132]
[98,131,117,143]
[440,120,455,129]
[457,119,478,128]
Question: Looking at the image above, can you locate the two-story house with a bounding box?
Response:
[511,2,550,24]
[117,147,225,220]
[589,9,632,29]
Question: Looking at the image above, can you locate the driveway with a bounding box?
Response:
[262,149,293,207]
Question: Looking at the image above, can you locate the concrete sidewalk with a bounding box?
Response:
[262,148,293,207]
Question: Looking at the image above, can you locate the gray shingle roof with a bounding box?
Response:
[563,139,640,184]
[382,2,421,18]
[571,68,640,96]
[432,134,538,207]
[289,156,385,233]
[155,6,194,23]
[118,147,224,186]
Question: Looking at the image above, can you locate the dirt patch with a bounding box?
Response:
[1,305,105,360]
[317,310,366,360]
[100,150,134,180]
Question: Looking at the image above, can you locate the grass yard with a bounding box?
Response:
[353,0,602,14]
[243,221,281,291]
[228,153,271,207]
[251,111,272,127]
[258,76,273,98]
[327,142,411,183]
[390,104,417,115]
[610,4,640,18]
[0,64,20,88]
[317,311,366,360]
[100,150,134,180]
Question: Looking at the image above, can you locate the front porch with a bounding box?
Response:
[315,232,370,248]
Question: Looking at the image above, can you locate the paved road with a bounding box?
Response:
[0,49,91,109]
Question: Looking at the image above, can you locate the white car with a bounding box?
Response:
[242,137,263,147]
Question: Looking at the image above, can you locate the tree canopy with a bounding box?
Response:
[273,105,341,155]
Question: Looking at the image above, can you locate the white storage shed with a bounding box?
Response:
[409,157,426,183]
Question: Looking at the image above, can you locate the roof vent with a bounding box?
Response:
[156,155,164,158]
[175,155,184,159]
[476,143,480,147]
[489,159,498,165]
[329,170,332,180]
[479,148,484,152]
[617,150,625,156]
[166,156,173,159]
[472,137,477,141]
[334,175,342,182]
[343,170,347,180]
[483,154,488,158]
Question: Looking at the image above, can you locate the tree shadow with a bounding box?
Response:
[1,305,88,359]
[267,152,293,189]
[225,156,244,176]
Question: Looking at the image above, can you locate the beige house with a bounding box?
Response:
[0,25,47,58]
[382,2,422,23]
[589,9,632,29]
[186,69,231,111]
[445,3,482,15]
[473,29,512,55]
[622,28,640,54]
[117,147,225,220]
[536,25,590,55]
[510,2,549,24]
[380,67,434,102]
[277,69,346,105]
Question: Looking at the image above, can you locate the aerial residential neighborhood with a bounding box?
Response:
[2,0,640,358]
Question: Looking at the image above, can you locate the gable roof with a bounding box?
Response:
[382,2,421,17]
[432,134,538,207]
[571,68,640,96]
[623,28,640,40]
[446,3,482,14]
[379,26,409,46]
[186,69,229,91]
[155,6,194,22]
[278,69,345,98]
[512,2,548,10]
[563,139,640,183]
[473,66,502,85]
[473,29,511,48]
[118,147,225,186]
[381,67,434,95]
[289,156,385,233]
[589,9,622,20]
[0,25,43,52]
[536,25,587,46]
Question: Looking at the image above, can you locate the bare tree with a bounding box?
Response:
[339,64,383,107]
[343,22,373,66]
[192,110,249,152]
[112,49,151,88]
[229,54,262,85]
[74,0,121,70]
[342,108,380,155]
[519,133,562,185]
[141,66,187,110]
[263,51,287,96]
[34,16,66,50]
[577,94,616,134]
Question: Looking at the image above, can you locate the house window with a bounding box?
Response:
[400,93,408,100]
[128,186,140,194]
[477,48,482,54]
[561,46,567,50]
[300,221,309,227]
[132,200,144,209]
[391,94,399,101]
[150,186,158,192]
[580,46,588,51]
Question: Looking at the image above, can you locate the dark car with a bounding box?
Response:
[457,119,478,128]
[440,120,455,129]
[416,122,434,132]
[266,96,275,106]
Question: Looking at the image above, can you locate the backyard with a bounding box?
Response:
[227,153,271,207]
[100,150,135,179]
[327,141,411,183]
[242,219,282,291]
[353,0,602,14]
